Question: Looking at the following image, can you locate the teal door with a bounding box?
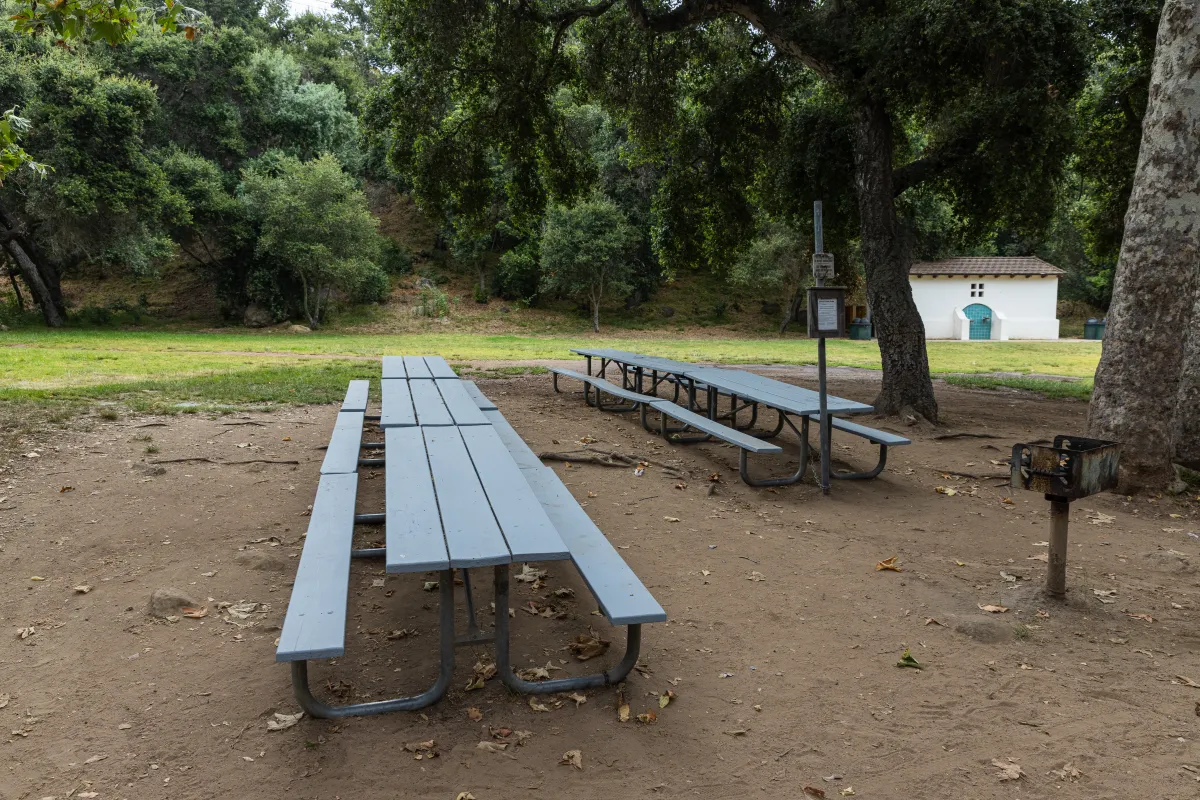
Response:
[964,303,992,340]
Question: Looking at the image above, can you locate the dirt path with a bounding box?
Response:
[1,375,1197,799]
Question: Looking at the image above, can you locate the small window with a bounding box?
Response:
[978,282,985,298]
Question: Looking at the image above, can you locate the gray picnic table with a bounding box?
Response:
[277,355,665,717]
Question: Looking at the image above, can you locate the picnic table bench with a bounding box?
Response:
[277,363,665,716]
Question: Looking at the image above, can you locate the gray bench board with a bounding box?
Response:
[424,356,458,379]
[807,415,911,447]
[483,409,543,471]
[382,355,407,379]
[435,379,491,426]
[276,472,359,661]
[380,379,416,428]
[649,400,783,454]
[320,411,365,474]
[422,427,511,568]
[549,367,650,405]
[522,466,667,626]
[341,380,370,412]
[459,426,569,561]
[403,355,434,380]
[462,380,498,411]
[410,379,454,426]
[384,427,451,573]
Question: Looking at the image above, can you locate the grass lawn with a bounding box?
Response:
[0,330,1100,436]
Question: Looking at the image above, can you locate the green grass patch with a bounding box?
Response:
[941,375,1093,400]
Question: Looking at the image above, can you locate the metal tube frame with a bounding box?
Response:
[493,565,641,694]
[738,414,811,487]
[288,569,456,718]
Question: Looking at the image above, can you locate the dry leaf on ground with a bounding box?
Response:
[181,606,208,619]
[0,694,10,709]
[476,741,507,753]
[567,692,587,707]
[403,740,438,759]
[515,563,547,583]
[636,710,657,724]
[978,604,1008,613]
[875,556,902,572]
[568,629,611,661]
[455,794,476,800]
[1174,675,1200,688]
[560,749,583,770]
[1088,511,1115,525]
[747,571,767,582]
[1050,763,1082,781]
[935,486,957,496]
[73,585,92,594]
[1127,613,1155,623]
[659,689,675,709]
[802,787,826,798]
[467,707,483,722]
[529,697,550,713]
[663,516,680,523]
[992,758,1025,781]
[266,712,303,731]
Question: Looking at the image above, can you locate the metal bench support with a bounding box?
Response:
[492,565,642,694]
[829,443,889,480]
[739,415,811,487]
[288,571,455,718]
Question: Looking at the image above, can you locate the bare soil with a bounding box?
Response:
[2,373,1199,800]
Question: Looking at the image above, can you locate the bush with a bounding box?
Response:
[380,239,414,275]
[351,264,391,304]
[473,283,489,304]
[415,285,450,318]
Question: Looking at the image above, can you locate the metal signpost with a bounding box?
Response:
[808,201,845,494]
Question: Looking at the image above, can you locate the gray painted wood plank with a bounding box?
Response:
[424,356,458,379]
[807,415,911,446]
[650,400,782,454]
[276,472,358,661]
[382,355,407,379]
[423,427,511,568]
[436,379,491,426]
[384,427,451,573]
[380,379,416,428]
[462,380,497,411]
[320,411,365,474]
[341,380,369,412]
[483,409,542,471]
[459,426,569,561]
[403,355,433,379]
[522,466,666,625]
[410,379,454,426]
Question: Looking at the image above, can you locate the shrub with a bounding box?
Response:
[415,285,450,318]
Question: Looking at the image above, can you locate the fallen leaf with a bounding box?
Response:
[617,703,630,722]
[935,486,957,496]
[924,617,946,627]
[896,649,922,669]
[1092,588,1117,597]
[455,793,476,800]
[0,694,9,709]
[587,491,597,498]
[992,758,1025,781]
[636,709,657,724]
[1087,511,1115,525]
[467,707,483,722]
[266,712,304,731]
[371,578,385,588]
[84,754,107,764]
[513,730,533,745]
[181,607,208,619]
[1027,553,1049,562]
[978,604,1008,613]
[747,570,767,582]
[802,787,826,798]
[465,660,497,691]
[529,697,550,713]
[1036,609,1050,618]
[663,516,680,523]
[387,628,414,640]
[1127,613,1155,623]
[1175,676,1200,688]
[675,482,687,490]
[514,563,547,583]
[723,728,748,736]
[955,560,965,566]
[118,722,131,730]
[422,581,439,592]
[659,689,675,709]
[552,587,575,599]
[224,601,259,619]
[59,486,74,493]
[1001,497,1014,504]
[29,576,44,582]
[568,629,610,661]
[476,740,507,753]
[24,452,39,458]
[701,569,711,577]
[999,571,1018,582]
[403,740,438,758]
[875,556,902,572]
[73,585,92,594]
[200,571,217,577]
[840,789,856,797]
[16,627,34,639]
[560,749,583,770]
[565,692,586,707]
[1050,763,1081,782]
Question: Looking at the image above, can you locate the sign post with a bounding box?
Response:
[807,201,845,494]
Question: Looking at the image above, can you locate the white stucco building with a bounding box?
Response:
[908,256,1064,340]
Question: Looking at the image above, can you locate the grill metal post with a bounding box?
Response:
[1046,496,1070,596]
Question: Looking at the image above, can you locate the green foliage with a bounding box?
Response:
[239,153,383,326]
[415,284,450,318]
[378,239,413,274]
[496,237,540,301]
[728,225,812,330]
[539,196,635,331]
[0,107,48,184]
[9,0,202,45]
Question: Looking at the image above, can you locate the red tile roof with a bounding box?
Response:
[909,256,1065,276]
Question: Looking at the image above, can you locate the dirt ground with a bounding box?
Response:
[2,370,1199,800]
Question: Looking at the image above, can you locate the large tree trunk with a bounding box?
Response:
[1088,0,1200,489]
[1171,289,1200,470]
[0,198,66,326]
[851,100,938,422]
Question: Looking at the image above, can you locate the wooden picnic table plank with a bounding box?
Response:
[423,428,511,568]
[341,380,369,412]
[459,426,569,561]
[424,356,458,379]
[276,472,358,661]
[380,379,416,428]
[382,356,407,379]
[403,356,434,380]
[384,427,451,573]
[410,379,454,426]
[320,411,365,474]
[435,379,490,426]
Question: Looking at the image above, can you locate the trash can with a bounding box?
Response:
[848,319,873,340]
[1084,318,1107,340]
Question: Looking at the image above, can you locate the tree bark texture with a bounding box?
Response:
[1088,0,1200,488]
[1172,287,1200,469]
[852,100,939,422]
[0,198,66,326]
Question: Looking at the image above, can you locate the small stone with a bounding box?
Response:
[147,588,201,619]
[288,324,312,333]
